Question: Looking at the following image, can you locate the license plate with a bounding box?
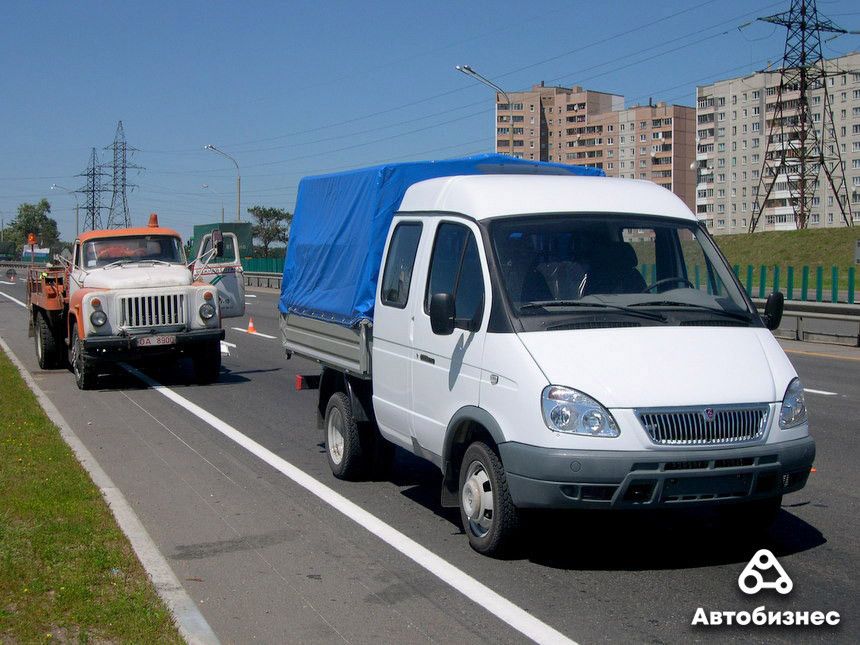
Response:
[137,335,176,347]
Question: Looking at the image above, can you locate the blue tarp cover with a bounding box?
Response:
[279,154,603,327]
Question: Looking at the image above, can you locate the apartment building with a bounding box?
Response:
[695,51,860,235]
[496,83,696,210]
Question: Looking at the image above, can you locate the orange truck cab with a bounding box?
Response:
[27,214,236,390]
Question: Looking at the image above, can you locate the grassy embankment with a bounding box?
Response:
[0,348,183,643]
[713,226,858,291]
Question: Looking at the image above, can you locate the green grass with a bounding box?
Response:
[713,227,859,292]
[0,349,183,644]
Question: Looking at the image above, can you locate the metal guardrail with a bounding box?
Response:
[245,271,283,290]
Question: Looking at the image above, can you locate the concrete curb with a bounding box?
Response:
[0,336,220,645]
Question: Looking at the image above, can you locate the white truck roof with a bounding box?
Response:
[398,174,696,222]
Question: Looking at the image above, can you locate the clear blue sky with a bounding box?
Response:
[1,0,857,242]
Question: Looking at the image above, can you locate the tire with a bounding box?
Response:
[324,392,366,480]
[35,311,63,369]
[70,325,97,390]
[193,341,222,384]
[459,442,520,556]
[718,495,783,535]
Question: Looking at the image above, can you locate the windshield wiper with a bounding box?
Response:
[102,259,135,269]
[519,300,666,322]
[630,300,753,322]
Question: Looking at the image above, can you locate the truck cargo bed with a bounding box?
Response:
[280,313,372,377]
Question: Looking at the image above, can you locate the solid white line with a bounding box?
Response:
[0,279,17,285]
[0,338,220,645]
[804,388,838,396]
[0,290,27,307]
[122,364,576,645]
[230,327,276,339]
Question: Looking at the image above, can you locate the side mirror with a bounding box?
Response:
[211,229,224,258]
[763,291,784,330]
[429,292,455,335]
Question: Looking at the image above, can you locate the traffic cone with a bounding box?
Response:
[247,317,257,334]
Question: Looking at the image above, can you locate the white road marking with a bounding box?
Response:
[804,388,837,396]
[219,341,231,356]
[122,364,576,645]
[0,290,27,307]
[245,294,257,298]
[0,279,17,285]
[230,327,277,339]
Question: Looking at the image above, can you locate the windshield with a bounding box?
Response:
[489,214,758,330]
[82,235,184,268]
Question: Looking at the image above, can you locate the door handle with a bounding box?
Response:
[418,353,435,365]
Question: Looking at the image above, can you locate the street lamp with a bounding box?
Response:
[51,183,80,238]
[455,64,514,157]
[201,184,225,224]
[204,144,241,222]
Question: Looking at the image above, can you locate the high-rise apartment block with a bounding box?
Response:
[695,51,860,235]
[495,83,696,210]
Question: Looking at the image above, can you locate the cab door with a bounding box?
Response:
[195,232,246,318]
[409,220,488,459]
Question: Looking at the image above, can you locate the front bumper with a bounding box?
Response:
[81,328,225,361]
[500,436,815,509]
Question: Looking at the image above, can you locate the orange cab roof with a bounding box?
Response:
[77,227,181,243]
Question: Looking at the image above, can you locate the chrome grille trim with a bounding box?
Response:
[636,405,770,447]
[119,294,185,328]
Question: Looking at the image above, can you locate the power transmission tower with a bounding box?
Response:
[749,0,857,233]
[104,121,143,229]
[76,148,110,231]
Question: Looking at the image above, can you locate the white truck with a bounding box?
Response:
[28,214,245,389]
[279,156,815,556]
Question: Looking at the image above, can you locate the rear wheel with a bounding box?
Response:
[35,311,63,369]
[459,442,520,556]
[325,392,366,480]
[192,341,221,384]
[70,325,97,390]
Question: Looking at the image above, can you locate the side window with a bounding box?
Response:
[380,222,422,308]
[425,223,485,329]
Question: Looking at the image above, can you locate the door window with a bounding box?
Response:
[200,235,237,263]
[425,223,484,328]
[380,222,422,308]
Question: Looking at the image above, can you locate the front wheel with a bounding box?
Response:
[459,442,520,557]
[192,341,222,384]
[70,325,97,390]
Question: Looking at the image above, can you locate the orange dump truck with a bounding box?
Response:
[26,215,231,389]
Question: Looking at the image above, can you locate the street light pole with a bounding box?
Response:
[204,144,241,222]
[51,183,80,238]
[456,64,514,157]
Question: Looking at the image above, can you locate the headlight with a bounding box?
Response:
[541,386,620,437]
[90,310,107,327]
[199,302,216,320]
[779,378,807,429]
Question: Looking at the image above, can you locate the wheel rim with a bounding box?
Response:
[71,332,81,380]
[327,407,345,465]
[462,460,494,538]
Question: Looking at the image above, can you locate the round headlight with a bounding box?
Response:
[90,310,107,327]
[199,302,216,320]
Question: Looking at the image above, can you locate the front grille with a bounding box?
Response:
[119,294,185,328]
[637,405,769,446]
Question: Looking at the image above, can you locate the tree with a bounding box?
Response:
[7,199,60,256]
[247,205,292,257]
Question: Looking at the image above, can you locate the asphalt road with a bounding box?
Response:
[1,279,857,644]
